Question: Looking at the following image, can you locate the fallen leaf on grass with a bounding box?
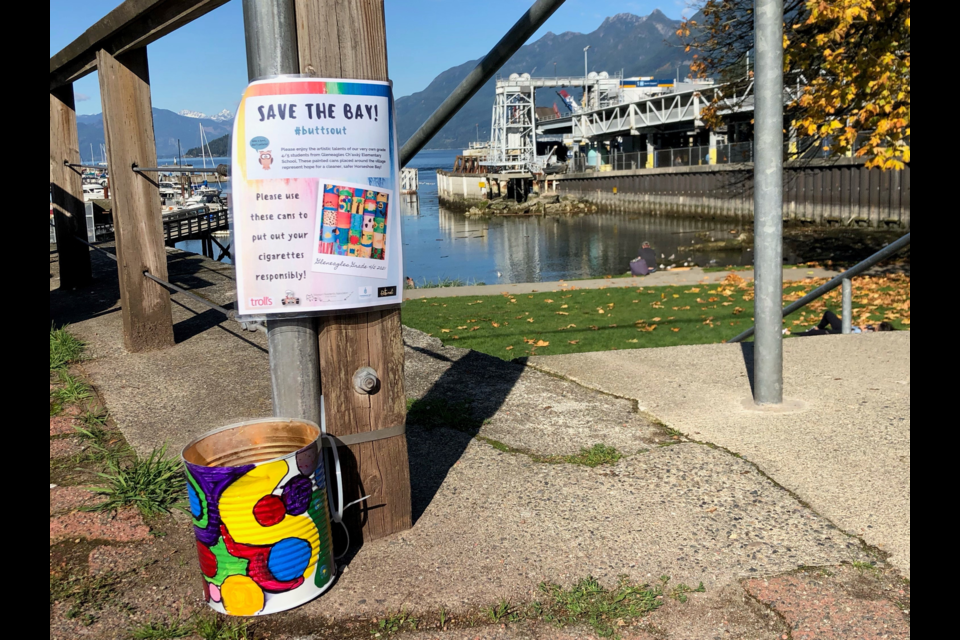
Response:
[544,299,554,303]
[534,340,549,347]
[470,326,480,331]
[651,317,661,322]
[526,317,535,323]
[457,326,467,329]
[672,294,680,298]
[441,329,451,333]
[560,304,568,309]
[671,327,680,332]
[685,288,701,293]
[733,307,745,315]
[568,340,580,344]
[556,311,569,315]
[590,325,599,331]
[491,322,500,328]
[626,339,639,343]
[505,346,514,351]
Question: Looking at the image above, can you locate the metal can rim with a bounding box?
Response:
[181,416,321,468]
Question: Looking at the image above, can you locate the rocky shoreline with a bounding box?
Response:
[440,194,599,217]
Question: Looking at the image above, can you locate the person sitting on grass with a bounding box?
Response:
[798,309,895,336]
[630,241,658,276]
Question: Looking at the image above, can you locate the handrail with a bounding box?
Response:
[728,232,911,343]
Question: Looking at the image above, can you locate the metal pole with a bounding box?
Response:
[242,0,322,426]
[751,0,785,405]
[399,0,567,167]
[841,277,852,334]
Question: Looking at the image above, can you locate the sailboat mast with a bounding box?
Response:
[199,123,208,169]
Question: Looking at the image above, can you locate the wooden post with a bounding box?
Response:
[296,0,412,543]
[50,84,92,289]
[97,48,175,352]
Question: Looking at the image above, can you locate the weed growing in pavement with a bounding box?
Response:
[74,411,111,445]
[476,437,625,468]
[53,370,93,405]
[851,560,881,576]
[50,324,85,371]
[370,609,418,636]
[484,599,518,623]
[50,572,119,626]
[561,443,623,467]
[438,606,448,629]
[193,617,251,640]
[668,582,705,603]
[537,575,666,638]
[87,443,187,517]
[129,617,193,639]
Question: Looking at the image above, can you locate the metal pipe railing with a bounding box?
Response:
[399,0,567,167]
[133,164,228,175]
[64,161,107,171]
[728,232,911,343]
[70,234,264,333]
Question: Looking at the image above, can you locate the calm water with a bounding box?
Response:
[399,149,752,284]
[165,150,755,281]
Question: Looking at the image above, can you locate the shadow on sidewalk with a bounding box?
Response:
[402,335,525,525]
[50,245,248,349]
[739,341,755,396]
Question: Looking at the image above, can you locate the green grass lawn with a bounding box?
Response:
[401,273,910,359]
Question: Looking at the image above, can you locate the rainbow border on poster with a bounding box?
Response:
[235,79,394,181]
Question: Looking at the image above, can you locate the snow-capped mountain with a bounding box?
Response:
[177,108,234,121]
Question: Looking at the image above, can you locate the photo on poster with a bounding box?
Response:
[311,180,393,279]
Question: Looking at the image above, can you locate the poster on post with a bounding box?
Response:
[230,77,403,317]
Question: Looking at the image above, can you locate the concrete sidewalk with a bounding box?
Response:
[529,333,911,577]
[50,248,909,639]
[404,266,839,300]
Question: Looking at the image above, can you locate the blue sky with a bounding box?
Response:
[50,0,686,116]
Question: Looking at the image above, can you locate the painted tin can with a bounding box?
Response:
[181,418,335,616]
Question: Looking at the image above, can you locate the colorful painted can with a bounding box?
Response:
[181,418,335,616]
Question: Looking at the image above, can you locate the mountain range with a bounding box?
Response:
[76,109,235,159]
[396,11,692,149]
[178,109,234,122]
[73,11,691,159]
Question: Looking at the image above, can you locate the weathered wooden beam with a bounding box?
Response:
[97,48,175,352]
[50,0,229,90]
[296,0,412,544]
[50,84,93,288]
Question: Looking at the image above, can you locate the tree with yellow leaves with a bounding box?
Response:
[678,0,910,169]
